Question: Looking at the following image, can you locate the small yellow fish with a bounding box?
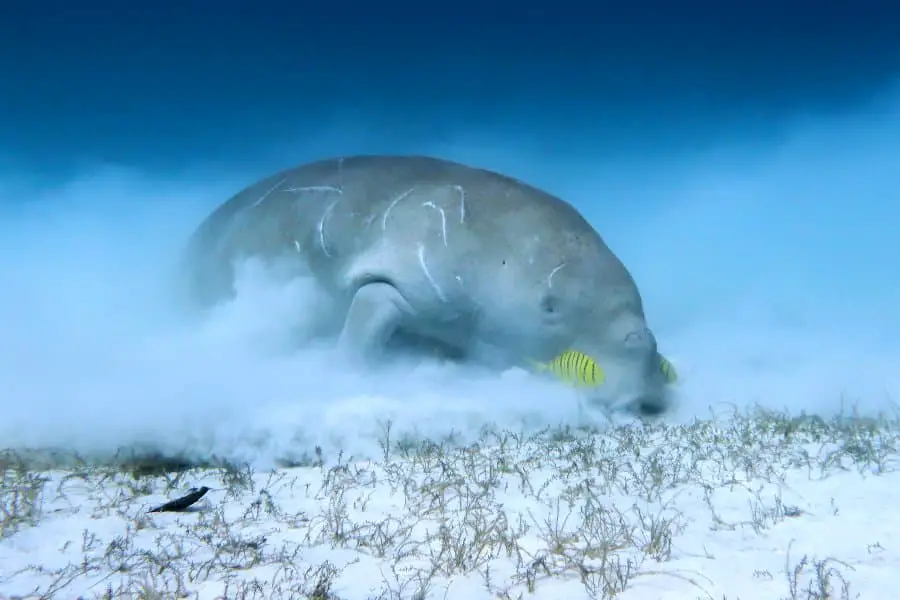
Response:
[659,354,678,383]
[532,349,605,387]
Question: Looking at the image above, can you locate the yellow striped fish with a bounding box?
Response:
[659,354,678,383]
[532,349,605,387]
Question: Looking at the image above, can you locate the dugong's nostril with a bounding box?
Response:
[624,327,656,351]
[624,330,644,346]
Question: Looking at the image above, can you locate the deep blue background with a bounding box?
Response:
[2,0,900,176]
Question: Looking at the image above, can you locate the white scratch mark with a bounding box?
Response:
[417,244,447,302]
[251,178,286,207]
[453,185,466,223]
[423,201,448,246]
[548,263,566,289]
[318,200,339,258]
[294,240,301,253]
[382,188,416,230]
[284,185,343,194]
[284,158,344,196]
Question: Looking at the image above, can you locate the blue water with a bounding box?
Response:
[0,2,898,466]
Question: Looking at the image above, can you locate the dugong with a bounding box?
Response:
[181,155,676,415]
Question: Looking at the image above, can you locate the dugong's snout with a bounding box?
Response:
[533,323,677,416]
[583,349,672,416]
[608,326,675,415]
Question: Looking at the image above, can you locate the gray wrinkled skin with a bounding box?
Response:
[180,156,670,415]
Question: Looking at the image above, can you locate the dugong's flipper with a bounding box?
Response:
[338,282,415,362]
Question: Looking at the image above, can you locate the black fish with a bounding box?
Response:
[148,486,212,513]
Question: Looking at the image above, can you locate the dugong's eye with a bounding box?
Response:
[540,295,558,314]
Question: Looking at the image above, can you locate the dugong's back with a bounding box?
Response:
[193,155,595,243]
[181,155,633,309]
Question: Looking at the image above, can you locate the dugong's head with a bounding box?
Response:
[525,242,676,416]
